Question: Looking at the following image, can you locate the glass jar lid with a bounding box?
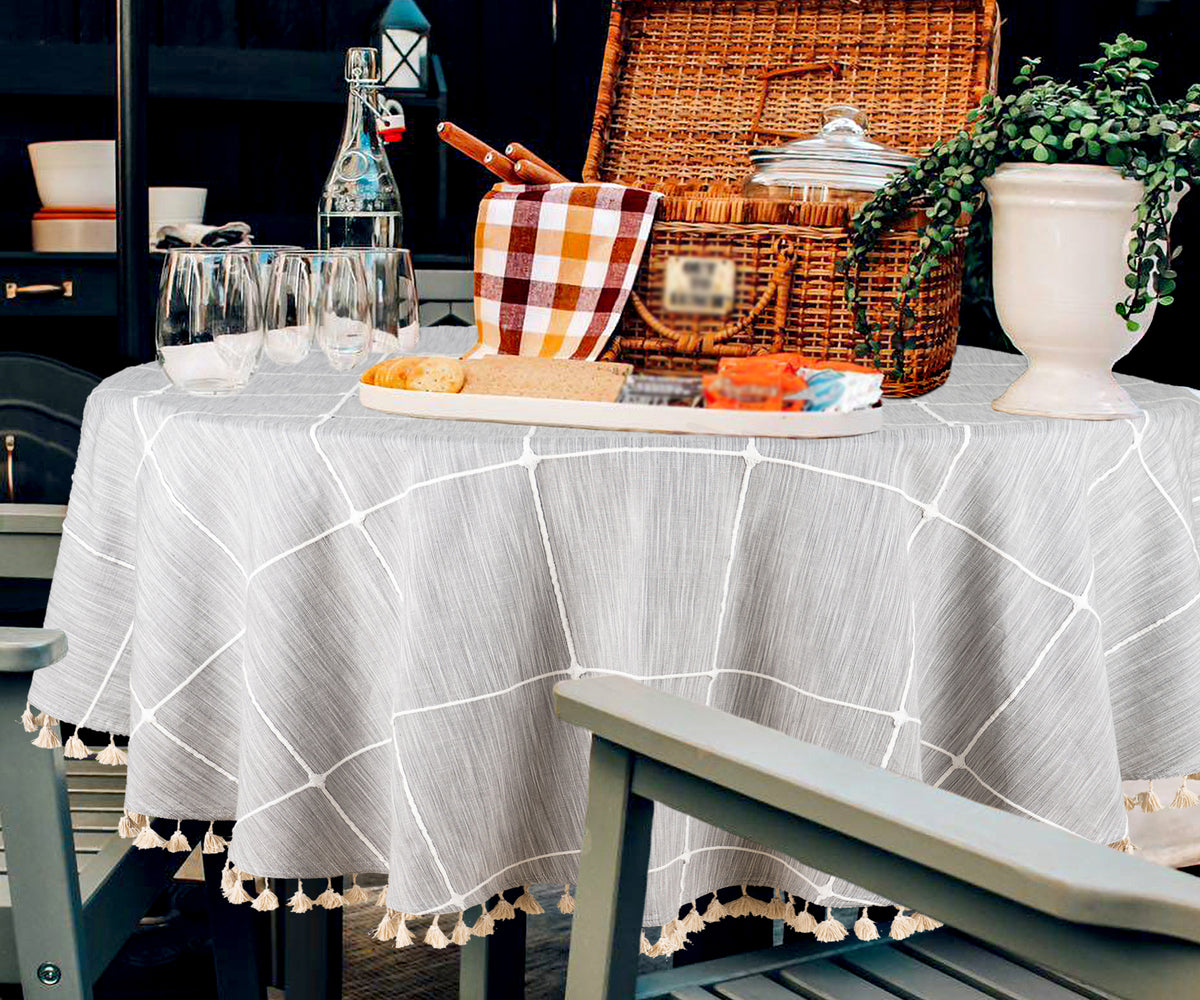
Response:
[747,105,916,194]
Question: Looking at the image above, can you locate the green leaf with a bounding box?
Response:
[1032,144,1051,162]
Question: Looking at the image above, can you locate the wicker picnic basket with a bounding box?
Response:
[584,0,1000,396]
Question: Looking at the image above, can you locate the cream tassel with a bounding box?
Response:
[449,912,472,945]
[1189,772,1200,782]
[679,903,704,935]
[1123,793,1137,810]
[343,873,370,905]
[133,822,166,850]
[490,896,516,921]
[394,915,415,948]
[202,822,228,854]
[788,897,818,934]
[373,908,401,942]
[853,908,879,941]
[314,878,344,909]
[912,913,943,932]
[252,885,280,911]
[813,907,847,943]
[221,860,237,897]
[1171,777,1200,810]
[33,718,61,749]
[764,890,787,920]
[288,886,315,913]
[21,703,38,733]
[726,884,758,918]
[227,875,252,905]
[557,884,576,914]
[165,821,191,853]
[639,931,653,956]
[97,736,128,766]
[117,808,143,839]
[1110,835,1137,853]
[424,915,449,949]
[889,907,918,940]
[1139,781,1164,813]
[471,908,496,937]
[375,884,390,907]
[703,894,728,923]
[63,733,90,759]
[513,885,543,915]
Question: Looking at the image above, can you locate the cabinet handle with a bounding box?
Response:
[4,435,13,502]
[5,280,73,300]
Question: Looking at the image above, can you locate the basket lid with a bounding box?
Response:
[583,0,999,187]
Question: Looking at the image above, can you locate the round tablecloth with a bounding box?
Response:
[29,328,1200,928]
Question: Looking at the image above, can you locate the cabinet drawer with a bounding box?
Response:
[1,254,117,317]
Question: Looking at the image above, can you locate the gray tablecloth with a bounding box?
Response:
[29,329,1200,924]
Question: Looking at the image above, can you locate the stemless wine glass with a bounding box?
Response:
[263,250,321,365]
[314,251,373,371]
[358,248,420,356]
[156,248,264,394]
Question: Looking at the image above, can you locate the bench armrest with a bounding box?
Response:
[554,675,1200,946]
[0,627,68,672]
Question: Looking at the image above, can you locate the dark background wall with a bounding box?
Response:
[0,0,1195,383]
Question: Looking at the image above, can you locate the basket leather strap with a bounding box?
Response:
[627,244,797,355]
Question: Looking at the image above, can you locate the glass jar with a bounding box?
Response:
[744,105,916,209]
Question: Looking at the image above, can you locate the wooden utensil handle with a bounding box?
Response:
[505,143,570,182]
[437,121,519,180]
[513,159,564,184]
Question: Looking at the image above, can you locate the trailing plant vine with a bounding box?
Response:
[845,35,1199,379]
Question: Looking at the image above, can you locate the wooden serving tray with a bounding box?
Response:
[358,383,881,438]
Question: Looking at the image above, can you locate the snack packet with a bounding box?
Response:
[702,365,808,411]
[719,354,883,413]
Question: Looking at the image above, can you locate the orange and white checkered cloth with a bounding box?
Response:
[467,182,661,361]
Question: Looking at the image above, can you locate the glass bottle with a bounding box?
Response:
[318,47,403,249]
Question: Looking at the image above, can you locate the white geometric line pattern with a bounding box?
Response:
[29,340,1200,925]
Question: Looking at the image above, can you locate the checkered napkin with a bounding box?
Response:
[467,182,661,361]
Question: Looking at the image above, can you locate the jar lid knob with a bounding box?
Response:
[820,104,869,139]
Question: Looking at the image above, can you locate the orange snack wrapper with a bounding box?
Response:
[702,368,809,411]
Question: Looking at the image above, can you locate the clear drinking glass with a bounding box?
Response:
[155,249,264,394]
[263,251,321,365]
[314,251,372,370]
[359,248,420,356]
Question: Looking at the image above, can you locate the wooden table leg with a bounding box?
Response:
[280,877,343,1000]
[200,830,266,1000]
[459,897,527,1000]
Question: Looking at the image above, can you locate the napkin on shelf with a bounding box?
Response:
[155,221,252,250]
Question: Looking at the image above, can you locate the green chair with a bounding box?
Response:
[0,628,264,999]
[555,676,1200,1000]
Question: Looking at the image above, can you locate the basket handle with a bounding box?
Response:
[749,60,847,142]
[627,243,797,354]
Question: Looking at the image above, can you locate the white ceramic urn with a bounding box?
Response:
[984,163,1183,419]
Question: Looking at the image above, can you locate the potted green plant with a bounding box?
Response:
[846,35,1196,418]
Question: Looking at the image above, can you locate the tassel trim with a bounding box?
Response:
[449,912,472,945]
[490,896,516,921]
[288,887,315,913]
[890,907,918,940]
[202,822,228,854]
[854,908,879,941]
[63,733,90,760]
[788,897,817,934]
[343,874,370,905]
[21,704,38,733]
[133,822,166,850]
[513,885,543,915]
[165,822,191,853]
[373,908,402,941]
[471,908,496,937]
[97,736,128,766]
[1171,777,1200,810]
[1110,835,1137,853]
[557,884,576,914]
[252,885,280,911]
[314,878,344,910]
[32,718,61,749]
[424,915,449,949]
[814,907,847,943]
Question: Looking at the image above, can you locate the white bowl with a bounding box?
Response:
[149,186,206,228]
[28,140,116,209]
[32,217,116,253]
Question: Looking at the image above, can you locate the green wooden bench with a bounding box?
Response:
[554,676,1200,1000]
[0,628,261,999]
